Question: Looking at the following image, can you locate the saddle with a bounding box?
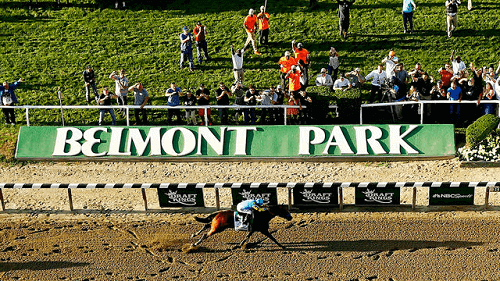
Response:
[234,211,252,231]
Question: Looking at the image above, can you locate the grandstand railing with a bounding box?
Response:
[0,100,498,126]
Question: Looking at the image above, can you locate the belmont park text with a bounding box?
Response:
[51,125,424,157]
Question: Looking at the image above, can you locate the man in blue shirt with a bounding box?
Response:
[0,79,22,125]
[447,80,462,123]
[179,26,194,72]
[402,0,417,34]
[165,83,183,125]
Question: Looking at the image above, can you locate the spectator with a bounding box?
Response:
[445,0,461,38]
[215,82,231,125]
[315,68,334,88]
[345,67,365,96]
[336,0,355,39]
[469,62,484,100]
[183,90,197,126]
[477,82,496,115]
[179,26,194,72]
[382,50,399,79]
[278,51,296,90]
[231,44,245,84]
[165,83,183,125]
[292,40,311,84]
[450,50,466,75]
[402,0,417,34]
[128,82,149,125]
[244,85,258,125]
[483,64,498,85]
[431,80,447,100]
[365,65,386,103]
[286,93,299,125]
[109,69,129,117]
[333,73,352,92]
[328,47,340,81]
[196,83,213,126]
[408,63,424,79]
[243,9,261,55]
[394,63,409,96]
[257,6,270,46]
[495,76,500,100]
[231,82,246,124]
[438,63,454,90]
[298,90,313,124]
[0,78,22,125]
[193,21,211,64]
[271,85,285,124]
[115,1,125,9]
[256,87,273,124]
[447,80,462,123]
[83,66,98,104]
[97,88,117,126]
[285,65,302,100]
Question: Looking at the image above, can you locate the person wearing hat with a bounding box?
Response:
[257,5,270,46]
[333,72,352,92]
[236,198,267,227]
[315,68,334,88]
[382,50,399,79]
[195,83,213,125]
[292,40,310,84]
[243,9,261,55]
[285,65,303,100]
[165,83,183,125]
[278,51,297,90]
[0,78,22,125]
[336,0,356,39]
[179,26,194,72]
[193,21,210,64]
[83,66,99,104]
[346,67,365,95]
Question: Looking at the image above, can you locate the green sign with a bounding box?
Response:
[15,125,455,160]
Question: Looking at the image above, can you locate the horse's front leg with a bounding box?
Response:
[191,223,210,238]
[261,230,286,249]
[233,231,254,249]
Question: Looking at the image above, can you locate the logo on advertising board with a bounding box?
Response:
[355,187,400,206]
[300,189,332,204]
[157,185,205,207]
[166,190,198,206]
[231,186,278,206]
[429,187,474,205]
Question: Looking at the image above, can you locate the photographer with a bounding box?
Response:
[183,90,197,126]
[165,83,183,125]
[97,88,117,126]
[109,69,129,117]
[193,21,210,64]
[83,66,98,104]
[215,82,231,125]
[179,26,194,72]
[244,85,258,125]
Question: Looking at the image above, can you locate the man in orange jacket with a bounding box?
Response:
[243,9,261,55]
[257,5,270,46]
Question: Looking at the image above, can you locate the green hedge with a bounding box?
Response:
[466,114,500,148]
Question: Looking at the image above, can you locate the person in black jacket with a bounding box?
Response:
[337,0,355,39]
[83,66,99,104]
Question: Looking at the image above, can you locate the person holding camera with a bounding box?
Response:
[83,66,98,104]
[109,69,129,117]
[257,5,270,46]
[244,85,258,125]
[445,0,461,38]
[179,26,194,72]
[0,78,22,125]
[196,83,213,126]
[165,83,183,125]
[193,21,210,64]
[215,82,231,125]
[231,81,246,124]
[97,88,117,126]
[183,90,197,126]
[365,64,387,103]
[128,82,149,125]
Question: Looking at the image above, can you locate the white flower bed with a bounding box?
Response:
[458,134,500,162]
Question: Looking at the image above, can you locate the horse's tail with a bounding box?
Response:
[194,212,220,223]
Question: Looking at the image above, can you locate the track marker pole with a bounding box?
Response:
[0,189,5,211]
[141,188,148,211]
[67,188,74,211]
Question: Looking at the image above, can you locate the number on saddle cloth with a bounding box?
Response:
[234,211,251,231]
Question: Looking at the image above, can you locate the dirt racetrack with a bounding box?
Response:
[0,159,500,280]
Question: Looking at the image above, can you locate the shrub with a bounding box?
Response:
[465,114,500,148]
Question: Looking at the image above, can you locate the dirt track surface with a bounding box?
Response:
[0,159,500,280]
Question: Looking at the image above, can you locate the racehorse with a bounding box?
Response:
[190,205,292,249]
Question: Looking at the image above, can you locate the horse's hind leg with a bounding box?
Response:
[193,233,208,246]
[191,223,210,238]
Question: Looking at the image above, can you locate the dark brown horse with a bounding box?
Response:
[191,205,292,249]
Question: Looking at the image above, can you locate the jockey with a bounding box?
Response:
[236,198,267,224]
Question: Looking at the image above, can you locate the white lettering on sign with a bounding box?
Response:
[52,127,255,157]
[298,126,419,155]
